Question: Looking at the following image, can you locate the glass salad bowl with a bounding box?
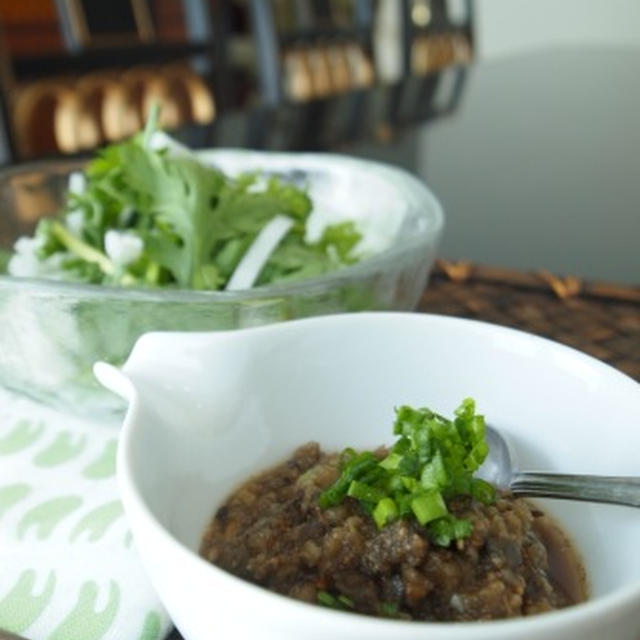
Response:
[0,150,444,416]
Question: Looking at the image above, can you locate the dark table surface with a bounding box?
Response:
[176,46,640,287]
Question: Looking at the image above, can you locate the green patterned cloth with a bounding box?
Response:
[0,387,171,640]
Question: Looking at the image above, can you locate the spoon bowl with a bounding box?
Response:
[478,424,516,489]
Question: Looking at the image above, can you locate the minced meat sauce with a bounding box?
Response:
[200,443,587,621]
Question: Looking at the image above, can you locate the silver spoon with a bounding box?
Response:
[479,425,640,507]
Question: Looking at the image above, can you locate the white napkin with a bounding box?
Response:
[0,387,172,640]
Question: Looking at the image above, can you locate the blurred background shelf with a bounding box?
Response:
[0,0,238,162]
[11,41,215,79]
[0,0,474,164]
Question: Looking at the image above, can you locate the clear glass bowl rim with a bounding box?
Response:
[0,152,445,303]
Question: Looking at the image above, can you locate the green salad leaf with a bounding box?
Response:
[0,248,13,274]
[15,113,362,290]
[318,398,495,546]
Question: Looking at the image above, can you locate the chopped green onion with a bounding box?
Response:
[395,493,414,517]
[337,595,355,609]
[419,449,448,489]
[317,591,354,610]
[410,490,447,525]
[317,591,337,607]
[379,602,400,617]
[318,398,494,546]
[401,476,419,492]
[373,497,398,529]
[379,452,403,470]
[465,440,489,470]
[347,480,384,503]
[471,477,496,504]
[318,451,378,508]
[339,447,358,466]
[428,514,473,546]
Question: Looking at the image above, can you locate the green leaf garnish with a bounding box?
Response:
[318,398,495,546]
[373,496,398,528]
[379,602,400,617]
[317,591,355,610]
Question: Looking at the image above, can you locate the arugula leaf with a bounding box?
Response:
[13,113,363,291]
[113,144,228,288]
[316,221,361,264]
[318,399,495,546]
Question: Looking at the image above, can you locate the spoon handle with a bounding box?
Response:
[509,473,640,508]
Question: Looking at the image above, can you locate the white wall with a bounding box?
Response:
[474,0,640,59]
[413,49,640,283]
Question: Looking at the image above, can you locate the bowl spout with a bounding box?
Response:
[93,327,266,422]
[93,361,136,403]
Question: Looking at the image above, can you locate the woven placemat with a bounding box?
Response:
[420,261,640,382]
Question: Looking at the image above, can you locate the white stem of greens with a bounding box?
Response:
[148,131,197,159]
[51,222,115,275]
[142,102,161,149]
[226,215,294,291]
[68,172,86,196]
[104,230,143,267]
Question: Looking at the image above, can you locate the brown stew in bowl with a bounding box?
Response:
[200,442,587,621]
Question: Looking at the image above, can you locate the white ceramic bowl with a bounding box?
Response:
[95,313,640,640]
